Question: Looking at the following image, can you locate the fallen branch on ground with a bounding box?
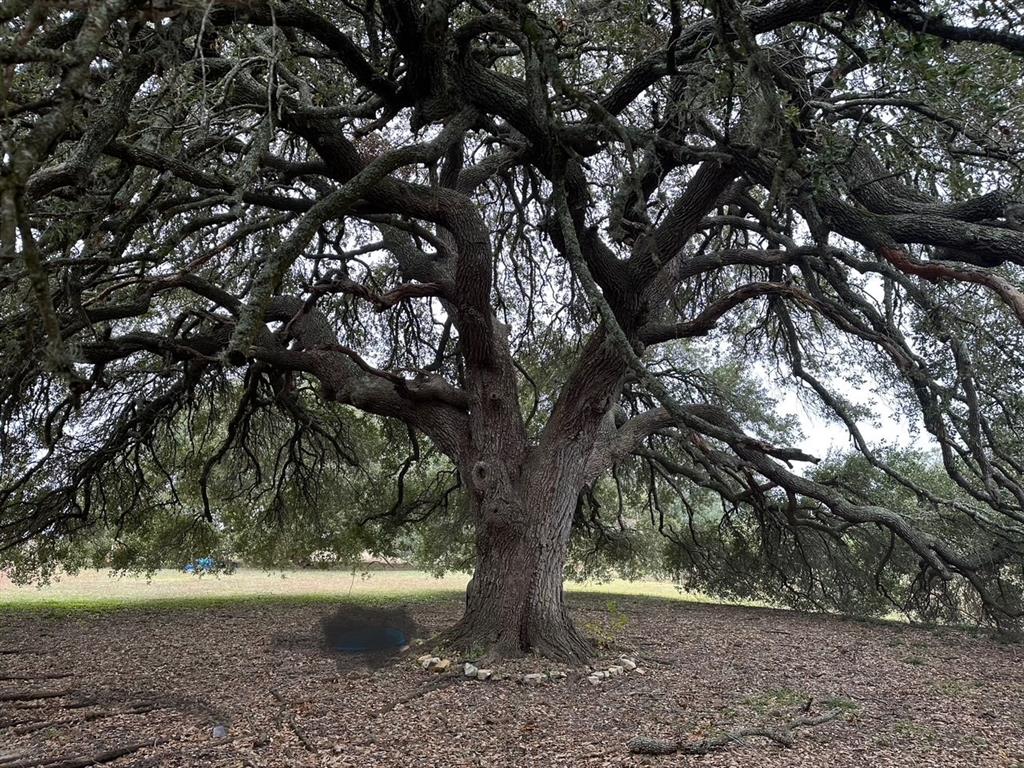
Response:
[0,738,168,768]
[0,674,71,681]
[0,689,74,702]
[10,701,169,736]
[628,709,842,756]
[270,688,318,752]
[375,675,464,717]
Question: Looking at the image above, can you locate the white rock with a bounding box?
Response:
[549,670,567,680]
[587,675,603,685]
[211,725,228,739]
[635,668,646,676]
[476,668,493,681]
[593,670,609,679]
[608,665,624,676]
[619,657,637,671]
[464,663,479,677]
[417,654,433,665]
[422,656,440,669]
[523,673,546,685]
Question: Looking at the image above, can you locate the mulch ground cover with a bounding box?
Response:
[2,595,1023,767]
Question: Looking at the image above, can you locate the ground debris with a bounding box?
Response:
[0,738,167,768]
[628,709,842,755]
[0,689,75,702]
[1,596,1022,767]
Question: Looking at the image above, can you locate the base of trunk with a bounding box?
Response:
[452,457,595,662]
[443,603,594,663]
[442,561,594,663]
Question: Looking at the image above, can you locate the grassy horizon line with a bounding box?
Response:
[0,567,726,617]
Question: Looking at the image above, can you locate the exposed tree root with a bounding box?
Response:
[441,615,594,665]
[628,709,842,756]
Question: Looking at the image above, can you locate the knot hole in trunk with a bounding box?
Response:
[471,460,492,491]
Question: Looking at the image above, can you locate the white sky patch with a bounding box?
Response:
[775,375,935,465]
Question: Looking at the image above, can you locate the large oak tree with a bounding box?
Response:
[3,0,1024,660]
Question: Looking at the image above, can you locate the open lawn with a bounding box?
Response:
[0,568,709,612]
[1,573,1023,767]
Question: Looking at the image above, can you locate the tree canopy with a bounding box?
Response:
[3,0,1024,658]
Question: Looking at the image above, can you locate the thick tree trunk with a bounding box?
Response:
[445,464,594,662]
[440,324,625,663]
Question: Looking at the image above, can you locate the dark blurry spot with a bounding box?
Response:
[321,605,416,668]
[332,626,407,652]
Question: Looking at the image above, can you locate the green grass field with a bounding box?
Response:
[0,567,717,614]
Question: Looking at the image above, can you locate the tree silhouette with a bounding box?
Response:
[3,0,1024,659]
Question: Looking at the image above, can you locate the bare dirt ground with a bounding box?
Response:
[1,596,1023,767]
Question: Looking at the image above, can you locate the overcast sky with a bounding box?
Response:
[777,380,933,465]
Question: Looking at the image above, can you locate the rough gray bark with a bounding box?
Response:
[450,475,591,660]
